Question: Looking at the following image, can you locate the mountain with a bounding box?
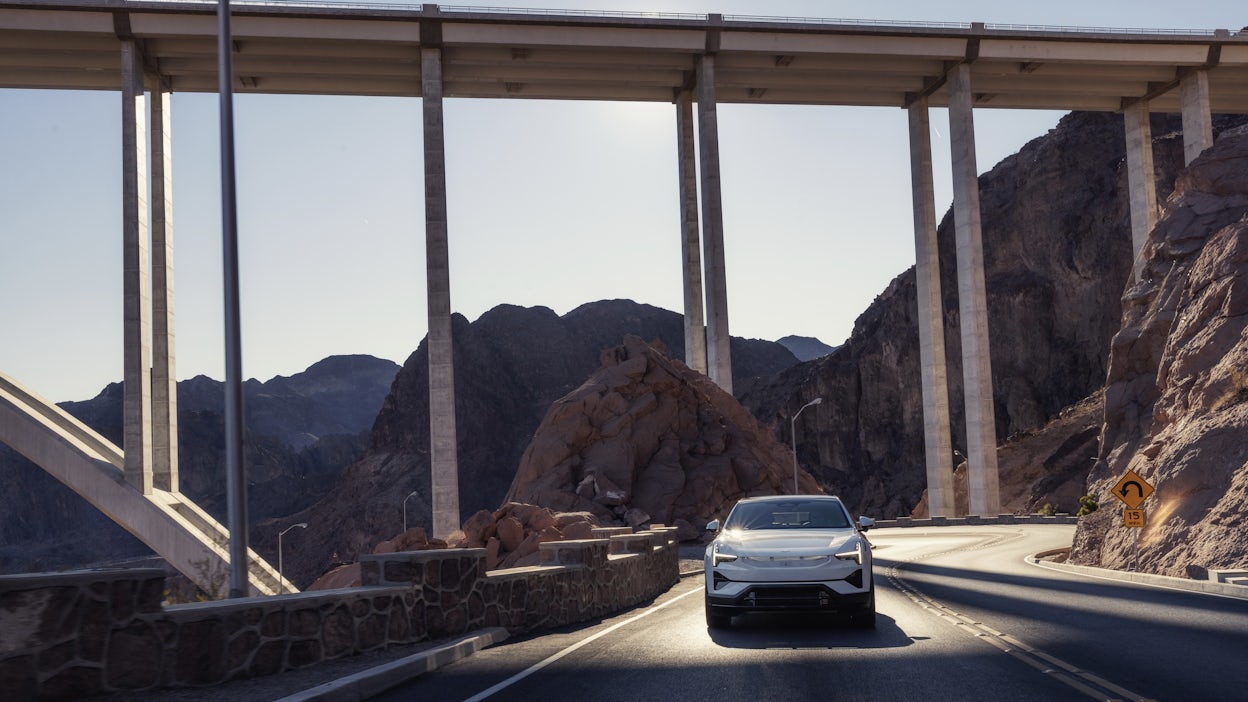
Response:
[738,111,1248,519]
[0,355,398,574]
[1071,123,1248,576]
[776,335,837,362]
[271,300,800,587]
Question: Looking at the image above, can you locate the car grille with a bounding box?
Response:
[742,585,835,609]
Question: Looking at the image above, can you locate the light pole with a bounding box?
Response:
[402,491,419,532]
[277,522,307,595]
[791,397,823,494]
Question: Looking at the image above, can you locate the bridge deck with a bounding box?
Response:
[2,1,1248,112]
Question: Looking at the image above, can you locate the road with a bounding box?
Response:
[373,525,1248,701]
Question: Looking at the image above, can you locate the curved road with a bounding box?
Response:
[374,525,1248,701]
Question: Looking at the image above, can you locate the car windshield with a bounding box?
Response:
[724,500,851,530]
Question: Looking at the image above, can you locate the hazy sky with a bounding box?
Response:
[1,0,1244,402]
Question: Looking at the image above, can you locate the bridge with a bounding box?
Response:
[3,0,1248,589]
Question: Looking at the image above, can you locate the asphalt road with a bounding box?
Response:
[373,525,1248,702]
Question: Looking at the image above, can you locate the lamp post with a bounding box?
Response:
[277,522,307,595]
[791,397,823,494]
[402,491,419,532]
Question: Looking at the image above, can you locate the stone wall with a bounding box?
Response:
[0,528,678,700]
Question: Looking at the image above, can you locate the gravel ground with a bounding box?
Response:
[101,545,707,701]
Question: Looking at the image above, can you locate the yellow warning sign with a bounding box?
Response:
[1124,509,1145,528]
[1111,469,1155,509]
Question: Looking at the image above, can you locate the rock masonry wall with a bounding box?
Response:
[0,527,679,700]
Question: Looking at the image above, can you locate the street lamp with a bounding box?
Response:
[402,491,419,533]
[277,522,307,595]
[791,397,823,494]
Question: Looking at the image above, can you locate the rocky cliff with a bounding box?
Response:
[273,300,799,587]
[1071,124,1248,576]
[739,111,1216,518]
[0,355,398,573]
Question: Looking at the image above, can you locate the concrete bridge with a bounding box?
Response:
[2,1,1247,587]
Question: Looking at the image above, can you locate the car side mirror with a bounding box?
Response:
[858,516,875,532]
[705,519,721,532]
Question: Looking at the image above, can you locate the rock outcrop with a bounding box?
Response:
[506,335,821,528]
[740,112,1248,518]
[1071,124,1248,576]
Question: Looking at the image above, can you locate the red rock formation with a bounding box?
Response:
[505,336,822,527]
[1071,124,1248,576]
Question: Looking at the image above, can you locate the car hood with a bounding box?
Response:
[715,528,861,555]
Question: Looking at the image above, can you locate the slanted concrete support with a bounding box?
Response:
[947,64,1000,517]
[1180,69,1213,165]
[675,89,707,375]
[696,53,732,393]
[1124,100,1157,281]
[150,83,179,493]
[422,45,460,538]
[121,41,152,494]
[907,98,955,518]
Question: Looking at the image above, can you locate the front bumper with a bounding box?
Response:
[706,578,872,612]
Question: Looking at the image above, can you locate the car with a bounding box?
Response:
[704,495,875,629]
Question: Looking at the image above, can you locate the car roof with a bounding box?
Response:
[734,495,844,504]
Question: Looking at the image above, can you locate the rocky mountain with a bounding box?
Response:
[271,300,800,588]
[777,335,838,361]
[1071,124,1248,576]
[739,112,1247,519]
[0,355,398,574]
[506,335,821,532]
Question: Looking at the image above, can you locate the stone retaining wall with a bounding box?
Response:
[873,514,1079,528]
[0,528,679,700]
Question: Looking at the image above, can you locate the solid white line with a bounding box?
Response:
[461,584,703,702]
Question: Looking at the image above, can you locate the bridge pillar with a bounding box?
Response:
[121,41,153,494]
[1124,100,1157,281]
[907,98,955,518]
[150,83,179,493]
[422,45,460,539]
[675,89,707,375]
[696,53,732,393]
[1180,69,1213,165]
[947,63,1000,517]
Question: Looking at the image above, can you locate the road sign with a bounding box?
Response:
[1124,509,1145,528]
[1111,469,1154,509]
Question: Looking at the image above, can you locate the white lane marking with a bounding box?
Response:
[462,584,702,702]
[884,529,1156,702]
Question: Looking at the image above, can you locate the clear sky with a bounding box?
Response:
[1,0,1244,402]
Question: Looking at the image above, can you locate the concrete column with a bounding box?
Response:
[422,46,460,538]
[696,54,732,393]
[676,90,707,375]
[907,98,955,518]
[947,64,1000,517]
[1180,70,1213,165]
[121,41,152,494]
[1124,100,1157,281]
[150,84,179,493]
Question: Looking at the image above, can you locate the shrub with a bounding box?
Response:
[1077,494,1099,517]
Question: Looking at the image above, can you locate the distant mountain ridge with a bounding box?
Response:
[0,354,398,574]
[776,335,837,361]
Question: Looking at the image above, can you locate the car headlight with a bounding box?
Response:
[711,542,738,567]
[834,538,863,565]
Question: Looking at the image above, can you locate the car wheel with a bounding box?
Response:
[848,589,876,629]
[705,599,732,629]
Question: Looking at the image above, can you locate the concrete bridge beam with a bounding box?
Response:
[908,98,956,518]
[948,63,1001,518]
[423,45,461,539]
[676,89,707,375]
[121,40,153,495]
[1124,100,1158,281]
[1180,69,1213,165]
[696,53,732,393]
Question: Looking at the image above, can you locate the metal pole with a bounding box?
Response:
[403,491,418,532]
[790,398,822,494]
[278,523,307,595]
[218,0,248,599]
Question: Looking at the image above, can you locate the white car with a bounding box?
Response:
[704,495,875,628]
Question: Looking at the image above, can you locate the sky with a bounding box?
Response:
[1,0,1244,402]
